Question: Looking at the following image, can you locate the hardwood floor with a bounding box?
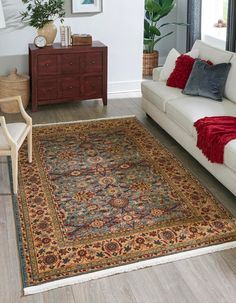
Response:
[0,95,236,303]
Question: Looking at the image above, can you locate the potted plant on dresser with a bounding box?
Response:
[143,0,186,76]
[21,0,65,46]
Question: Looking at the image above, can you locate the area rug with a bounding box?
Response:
[13,117,236,295]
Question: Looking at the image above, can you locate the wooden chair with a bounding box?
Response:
[0,96,32,194]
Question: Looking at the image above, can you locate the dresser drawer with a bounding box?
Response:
[60,77,79,98]
[37,55,58,76]
[37,79,58,100]
[82,52,103,74]
[61,54,79,74]
[84,76,102,97]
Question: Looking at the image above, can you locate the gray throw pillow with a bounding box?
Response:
[182,60,231,101]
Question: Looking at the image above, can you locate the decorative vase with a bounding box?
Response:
[38,21,57,46]
[143,51,159,77]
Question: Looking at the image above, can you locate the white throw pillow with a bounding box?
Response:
[159,48,180,81]
[159,48,200,81]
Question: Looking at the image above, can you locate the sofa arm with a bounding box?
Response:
[152,67,163,81]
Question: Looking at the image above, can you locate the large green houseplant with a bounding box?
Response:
[143,0,186,76]
[21,0,65,46]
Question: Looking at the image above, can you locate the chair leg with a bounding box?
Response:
[11,150,18,194]
[27,129,32,163]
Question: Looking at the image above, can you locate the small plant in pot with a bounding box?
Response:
[21,0,65,46]
[143,0,186,76]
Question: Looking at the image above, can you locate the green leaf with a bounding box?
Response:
[149,25,161,36]
[144,0,185,51]
[145,0,162,14]
[161,0,174,9]
[152,13,161,22]
[144,19,150,34]
[158,22,188,29]
[20,0,65,29]
[153,31,173,46]
[160,3,175,18]
[152,2,162,14]
[145,11,151,20]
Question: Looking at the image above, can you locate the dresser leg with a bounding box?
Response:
[102,96,107,106]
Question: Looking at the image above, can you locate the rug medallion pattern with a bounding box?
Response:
[15,118,236,288]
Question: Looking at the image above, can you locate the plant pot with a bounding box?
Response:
[38,21,57,46]
[143,51,159,77]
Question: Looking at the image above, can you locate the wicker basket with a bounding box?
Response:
[143,51,159,77]
[0,68,30,113]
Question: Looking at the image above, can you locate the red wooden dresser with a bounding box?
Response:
[29,41,107,112]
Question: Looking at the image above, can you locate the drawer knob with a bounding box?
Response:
[69,86,73,89]
[70,62,73,65]
[90,60,95,64]
[45,63,49,67]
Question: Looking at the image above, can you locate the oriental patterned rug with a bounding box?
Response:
[12,117,236,295]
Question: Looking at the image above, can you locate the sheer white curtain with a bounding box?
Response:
[0,0,6,28]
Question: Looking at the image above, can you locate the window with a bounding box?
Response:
[201,0,228,49]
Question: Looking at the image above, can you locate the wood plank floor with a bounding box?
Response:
[0,95,236,303]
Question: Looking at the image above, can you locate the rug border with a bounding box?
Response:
[33,115,136,127]
[7,157,28,293]
[24,240,236,295]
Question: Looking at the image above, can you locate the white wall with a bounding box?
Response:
[0,0,145,93]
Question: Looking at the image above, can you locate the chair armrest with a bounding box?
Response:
[0,96,32,126]
[152,67,163,81]
[0,116,15,146]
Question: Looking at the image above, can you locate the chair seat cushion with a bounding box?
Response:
[141,81,187,113]
[166,97,236,172]
[0,123,27,149]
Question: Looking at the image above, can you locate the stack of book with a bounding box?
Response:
[60,26,72,47]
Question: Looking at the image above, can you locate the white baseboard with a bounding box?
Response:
[108,80,142,94]
[108,91,141,99]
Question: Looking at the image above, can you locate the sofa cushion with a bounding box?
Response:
[183,61,231,101]
[152,67,163,81]
[166,97,236,136]
[141,81,187,113]
[192,40,233,64]
[225,54,236,104]
[166,97,236,172]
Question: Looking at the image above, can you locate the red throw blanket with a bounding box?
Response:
[194,116,236,164]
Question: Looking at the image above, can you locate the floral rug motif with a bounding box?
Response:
[14,117,236,293]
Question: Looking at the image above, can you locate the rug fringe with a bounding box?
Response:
[33,115,136,128]
[24,240,236,295]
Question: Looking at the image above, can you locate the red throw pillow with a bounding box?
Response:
[166,54,195,89]
[167,55,213,89]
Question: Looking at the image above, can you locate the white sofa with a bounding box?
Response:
[141,40,236,196]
